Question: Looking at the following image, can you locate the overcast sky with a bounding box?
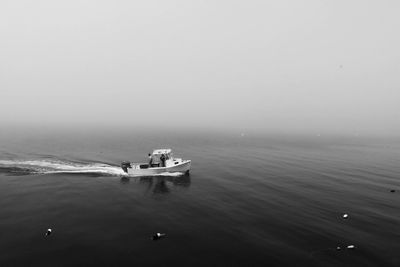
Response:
[1,0,399,135]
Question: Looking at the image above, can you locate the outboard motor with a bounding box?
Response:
[121,161,132,173]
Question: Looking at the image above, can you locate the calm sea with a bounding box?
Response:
[0,129,399,266]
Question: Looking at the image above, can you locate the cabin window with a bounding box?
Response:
[140,164,149,169]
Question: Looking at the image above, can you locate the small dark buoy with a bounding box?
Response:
[390,189,395,193]
[45,228,52,236]
[152,233,166,241]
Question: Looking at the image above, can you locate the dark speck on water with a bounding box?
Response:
[0,131,399,266]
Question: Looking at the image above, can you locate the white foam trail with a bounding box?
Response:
[0,159,125,176]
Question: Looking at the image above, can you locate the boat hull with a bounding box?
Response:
[126,160,191,176]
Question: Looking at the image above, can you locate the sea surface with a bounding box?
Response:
[0,129,399,266]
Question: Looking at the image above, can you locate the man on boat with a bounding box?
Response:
[160,154,166,167]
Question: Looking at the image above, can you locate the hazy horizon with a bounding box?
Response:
[1,1,399,136]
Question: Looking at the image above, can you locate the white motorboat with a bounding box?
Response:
[121,149,191,176]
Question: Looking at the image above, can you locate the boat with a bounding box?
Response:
[121,149,191,175]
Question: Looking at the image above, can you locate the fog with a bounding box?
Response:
[1,0,399,135]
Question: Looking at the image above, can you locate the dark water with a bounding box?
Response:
[0,130,399,266]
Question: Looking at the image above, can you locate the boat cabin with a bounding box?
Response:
[149,149,172,167]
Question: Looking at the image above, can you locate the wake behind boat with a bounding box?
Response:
[121,149,191,175]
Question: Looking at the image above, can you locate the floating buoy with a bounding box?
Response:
[347,245,355,249]
[342,214,349,219]
[152,232,166,241]
[45,229,52,236]
[336,246,341,250]
[390,189,395,193]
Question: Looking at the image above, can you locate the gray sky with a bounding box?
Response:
[1,0,399,135]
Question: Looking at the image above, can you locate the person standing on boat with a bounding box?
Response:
[148,153,153,167]
[160,154,166,167]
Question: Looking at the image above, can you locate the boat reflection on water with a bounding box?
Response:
[120,176,130,184]
[120,173,191,194]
